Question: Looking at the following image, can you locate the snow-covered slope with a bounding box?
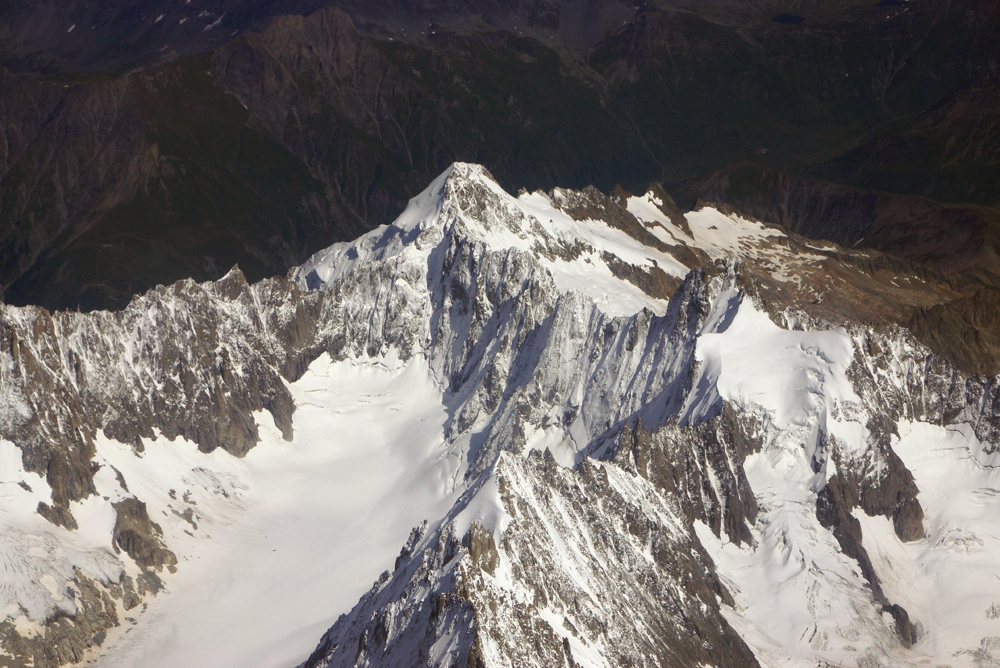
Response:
[0,163,998,668]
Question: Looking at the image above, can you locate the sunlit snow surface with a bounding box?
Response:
[858,421,1000,664]
[691,296,902,665]
[0,442,123,629]
[90,353,459,668]
[694,293,1000,666]
[297,164,689,319]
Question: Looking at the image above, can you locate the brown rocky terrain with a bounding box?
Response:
[672,161,1000,289]
[0,0,997,311]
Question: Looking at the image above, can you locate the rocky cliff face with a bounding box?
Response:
[303,451,757,668]
[2,163,999,666]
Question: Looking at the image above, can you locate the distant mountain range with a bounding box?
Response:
[1,0,997,311]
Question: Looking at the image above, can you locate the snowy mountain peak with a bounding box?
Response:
[2,164,1000,668]
[292,162,519,290]
[297,162,712,318]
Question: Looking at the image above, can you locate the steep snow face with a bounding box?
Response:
[694,309,1000,666]
[697,447,904,668]
[297,163,688,318]
[662,289,908,666]
[0,438,123,625]
[292,164,731,480]
[303,452,757,668]
[293,166,1000,668]
[0,163,733,665]
[691,292,859,471]
[295,166,455,288]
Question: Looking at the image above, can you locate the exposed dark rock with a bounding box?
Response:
[772,14,805,25]
[628,182,692,237]
[3,0,998,311]
[813,75,1000,209]
[845,323,1000,454]
[886,604,920,648]
[111,498,177,573]
[553,185,671,253]
[599,251,682,299]
[0,0,340,76]
[1,55,340,312]
[2,163,999,666]
[816,475,920,647]
[118,575,140,611]
[0,570,132,668]
[614,406,761,545]
[826,418,925,543]
[0,75,151,307]
[909,287,1000,377]
[670,161,1000,289]
[463,523,498,577]
[36,502,78,531]
[0,271,304,528]
[304,451,759,667]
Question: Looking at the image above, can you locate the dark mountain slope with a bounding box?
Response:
[1,0,997,310]
[671,161,1000,288]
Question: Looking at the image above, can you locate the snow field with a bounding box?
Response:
[857,421,1000,665]
[692,295,906,665]
[92,353,460,668]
